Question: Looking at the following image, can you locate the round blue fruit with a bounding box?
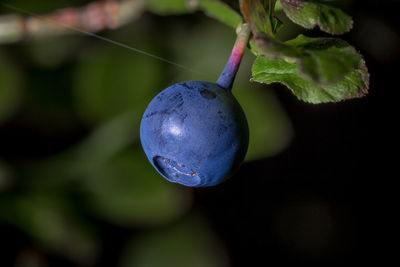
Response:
[140,81,249,187]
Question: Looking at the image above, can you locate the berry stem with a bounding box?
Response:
[217,23,251,91]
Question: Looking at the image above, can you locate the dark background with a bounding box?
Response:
[0,0,395,266]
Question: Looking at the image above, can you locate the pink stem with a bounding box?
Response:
[216,23,250,90]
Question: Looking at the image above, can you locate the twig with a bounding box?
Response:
[0,0,146,44]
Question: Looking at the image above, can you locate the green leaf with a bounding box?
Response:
[82,148,192,226]
[198,0,243,29]
[148,0,242,29]
[275,1,283,11]
[251,34,364,86]
[240,0,281,36]
[251,31,298,58]
[251,55,369,103]
[120,215,229,267]
[286,34,362,85]
[279,0,353,34]
[0,51,22,124]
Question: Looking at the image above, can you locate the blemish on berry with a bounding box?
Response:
[200,89,216,99]
[180,82,193,90]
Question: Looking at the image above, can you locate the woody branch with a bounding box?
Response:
[0,0,146,44]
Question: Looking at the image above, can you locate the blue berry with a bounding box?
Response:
[140,24,251,187]
[140,81,248,187]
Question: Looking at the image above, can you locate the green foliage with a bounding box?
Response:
[275,1,283,11]
[252,55,369,103]
[251,34,365,86]
[243,0,369,103]
[0,51,22,124]
[250,33,369,103]
[285,35,362,85]
[243,0,282,36]
[147,0,368,104]
[279,0,353,35]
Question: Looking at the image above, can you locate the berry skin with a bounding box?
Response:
[140,81,249,187]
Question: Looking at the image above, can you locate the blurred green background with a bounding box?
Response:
[0,0,395,266]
